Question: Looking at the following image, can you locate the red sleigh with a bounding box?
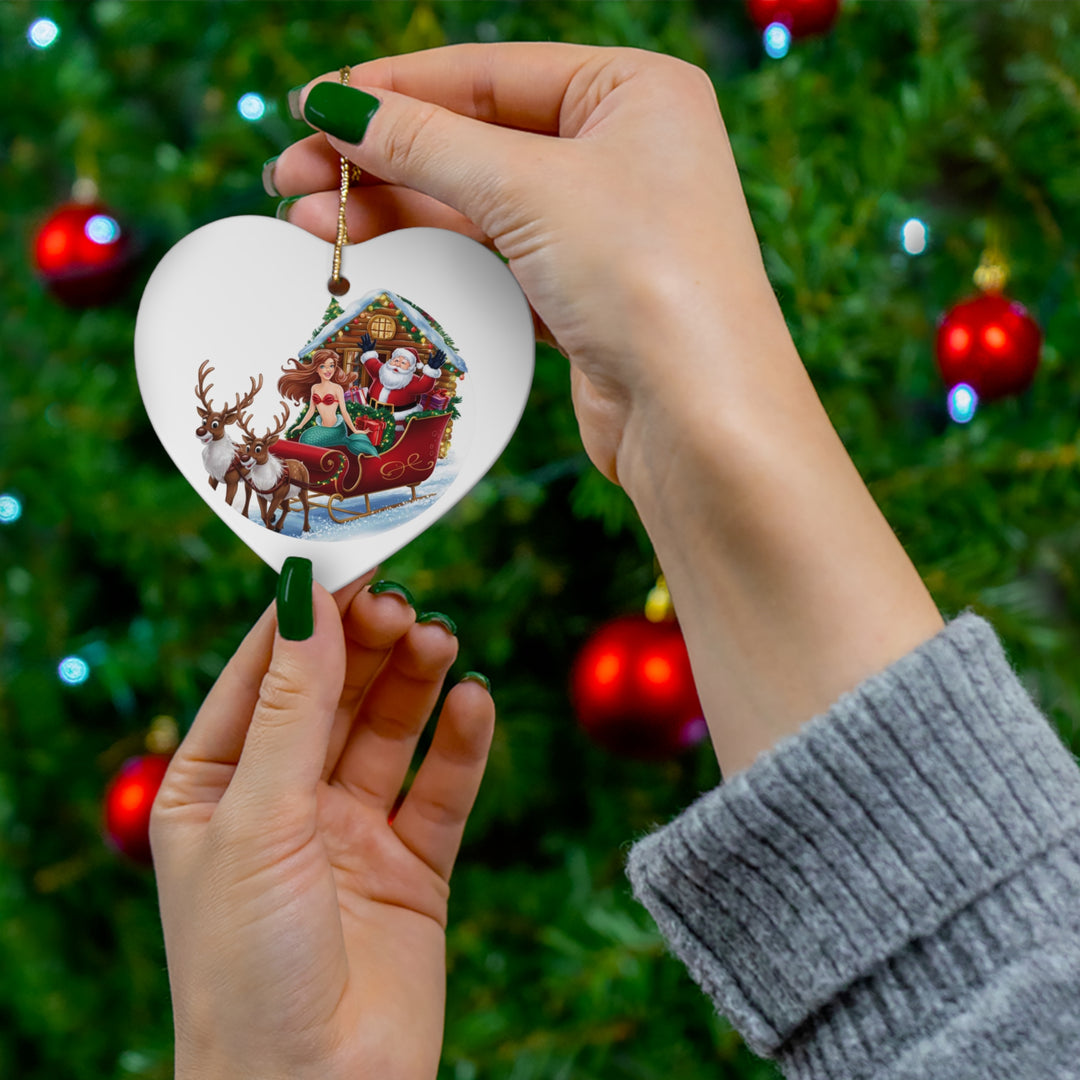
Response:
[269,411,453,522]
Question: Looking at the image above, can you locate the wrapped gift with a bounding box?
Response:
[420,390,451,411]
[344,386,365,404]
[358,415,388,447]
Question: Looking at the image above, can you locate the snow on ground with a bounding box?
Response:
[236,439,462,541]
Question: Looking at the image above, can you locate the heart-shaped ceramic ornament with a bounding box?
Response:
[135,216,534,590]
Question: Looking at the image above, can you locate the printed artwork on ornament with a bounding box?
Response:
[194,290,468,540]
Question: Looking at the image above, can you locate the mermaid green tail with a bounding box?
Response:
[298,419,379,457]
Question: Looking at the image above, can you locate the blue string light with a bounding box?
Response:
[0,494,21,524]
[238,93,267,121]
[28,18,59,49]
[58,656,91,686]
[901,218,929,256]
[947,383,978,424]
[85,214,121,245]
[764,22,792,59]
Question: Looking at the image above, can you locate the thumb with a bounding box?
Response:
[228,558,345,810]
[297,80,542,239]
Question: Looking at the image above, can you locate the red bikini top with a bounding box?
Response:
[313,392,337,405]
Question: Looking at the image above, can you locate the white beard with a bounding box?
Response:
[377,363,415,391]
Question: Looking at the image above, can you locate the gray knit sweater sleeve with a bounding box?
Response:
[625,614,1080,1079]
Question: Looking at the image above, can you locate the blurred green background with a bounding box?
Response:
[3,1,1080,1077]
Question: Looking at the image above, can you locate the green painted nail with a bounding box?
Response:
[369,580,415,606]
[461,671,491,693]
[277,557,313,641]
[275,195,302,221]
[303,82,380,143]
[417,611,457,636]
[261,155,280,197]
[287,85,305,120]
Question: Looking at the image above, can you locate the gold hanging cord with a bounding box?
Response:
[329,66,355,295]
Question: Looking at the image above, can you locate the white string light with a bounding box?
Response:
[28,18,59,49]
[901,218,929,255]
[0,494,22,524]
[58,657,91,686]
[947,383,978,424]
[764,23,792,59]
[238,93,267,121]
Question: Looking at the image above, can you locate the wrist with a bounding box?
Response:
[614,283,800,504]
[176,1046,309,1080]
[611,301,942,776]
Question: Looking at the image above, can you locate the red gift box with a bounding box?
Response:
[358,415,388,447]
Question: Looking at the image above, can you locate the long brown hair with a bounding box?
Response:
[277,349,357,402]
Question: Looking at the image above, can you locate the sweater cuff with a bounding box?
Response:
[626,614,1080,1065]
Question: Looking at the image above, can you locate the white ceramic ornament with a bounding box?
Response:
[135,216,534,590]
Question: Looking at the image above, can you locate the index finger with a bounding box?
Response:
[306,41,606,136]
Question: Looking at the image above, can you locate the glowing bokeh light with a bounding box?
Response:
[679,716,708,749]
[85,214,120,245]
[983,324,1007,350]
[901,218,928,255]
[763,22,791,59]
[118,781,149,813]
[238,92,266,121]
[947,326,971,356]
[28,18,59,49]
[39,224,70,262]
[593,652,621,686]
[642,656,673,687]
[58,656,90,686]
[947,383,978,424]
[0,494,22,524]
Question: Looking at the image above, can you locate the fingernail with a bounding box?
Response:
[287,85,305,120]
[277,557,313,640]
[302,82,381,143]
[417,611,457,636]
[261,155,280,197]
[369,580,415,606]
[276,195,302,221]
[461,671,491,693]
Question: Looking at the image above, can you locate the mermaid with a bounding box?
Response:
[277,349,379,457]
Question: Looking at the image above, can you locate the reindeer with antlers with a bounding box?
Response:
[236,405,313,533]
[194,361,263,510]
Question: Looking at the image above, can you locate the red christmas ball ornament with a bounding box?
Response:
[103,754,171,864]
[33,201,135,306]
[746,0,840,37]
[935,292,1042,402]
[571,615,706,760]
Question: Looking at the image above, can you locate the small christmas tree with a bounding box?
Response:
[308,297,345,342]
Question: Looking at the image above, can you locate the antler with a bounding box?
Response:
[235,402,289,450]
[235,410,258,444]
[267,403,291,440]
[231,373,265,416]
[195,360,216,410]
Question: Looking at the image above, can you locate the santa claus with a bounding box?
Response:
[360,339,446,416]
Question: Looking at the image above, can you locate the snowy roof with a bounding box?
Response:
[300,289,468,374]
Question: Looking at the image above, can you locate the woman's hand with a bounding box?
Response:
[151,565,494,1080]
[270,43,774,488]
[271,44,942,777]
